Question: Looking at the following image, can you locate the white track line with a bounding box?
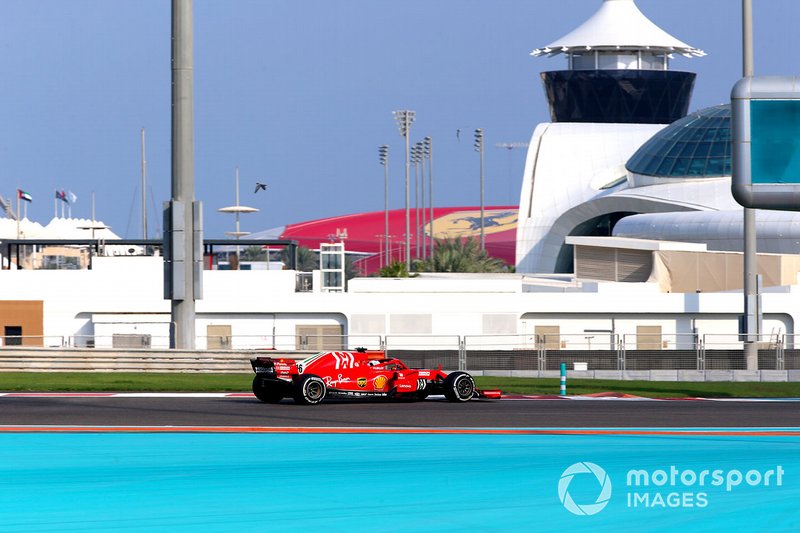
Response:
[1,392,800,402]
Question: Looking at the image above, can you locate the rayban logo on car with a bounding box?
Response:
[323,375,351,387]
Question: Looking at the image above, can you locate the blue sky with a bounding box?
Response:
[1,0,799,239]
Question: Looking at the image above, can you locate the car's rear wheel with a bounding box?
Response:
[443,371,475,402]
[294,375,327,405]
[252,377,284,403]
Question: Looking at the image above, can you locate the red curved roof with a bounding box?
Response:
[271,206,517,273]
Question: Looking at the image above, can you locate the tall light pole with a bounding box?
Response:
[424,136,433,259]
[378,145,389,268]
[412,142,423,259]
[393,110,415,271]
[474,128,485,251]
[167,0,202,350]
[742,0,759,370]
[141,128,148,239]
[496,141,529,204]
[417,140,427,260]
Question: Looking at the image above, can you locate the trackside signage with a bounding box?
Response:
[558,461,785,516]
[731,75,800,210]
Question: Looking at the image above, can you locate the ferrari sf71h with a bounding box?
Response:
[250,349,501,405]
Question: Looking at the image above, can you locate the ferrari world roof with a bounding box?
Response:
[248,206,518,270]
[531,0,705,58]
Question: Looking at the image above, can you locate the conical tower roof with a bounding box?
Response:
[531,0,705,58]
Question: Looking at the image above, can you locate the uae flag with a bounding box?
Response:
[17,189,32,202]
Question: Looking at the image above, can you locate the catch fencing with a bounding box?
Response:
[0,333,795,372]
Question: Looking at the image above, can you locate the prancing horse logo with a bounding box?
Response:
[428,209,517,239]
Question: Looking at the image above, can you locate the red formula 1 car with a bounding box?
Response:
[250,349,501,405]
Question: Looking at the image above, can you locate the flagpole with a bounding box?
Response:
[141,127,147,239]
[16,193,20,239]
[54,196,57,219]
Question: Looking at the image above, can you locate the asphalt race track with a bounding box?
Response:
[2,395,800,427]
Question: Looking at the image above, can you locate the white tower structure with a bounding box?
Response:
[516,0,704,273]
[531,0,704,64]
[218,167,259,246]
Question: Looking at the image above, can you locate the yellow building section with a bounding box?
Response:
[427,209,518,239]
[0,301,44,347]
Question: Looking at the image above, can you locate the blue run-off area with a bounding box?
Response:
[0,430,799,532]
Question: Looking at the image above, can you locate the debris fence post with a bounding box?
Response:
[560,362,567,396]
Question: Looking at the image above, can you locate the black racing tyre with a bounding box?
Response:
[252,376,284,403]
[294,375,327,405]
[443,371,475,402]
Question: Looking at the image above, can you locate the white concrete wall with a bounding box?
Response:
[515,122,665,273]
[2,256,799,347]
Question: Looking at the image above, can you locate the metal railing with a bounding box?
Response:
[2,332,797,372]
[0,335,66,348]
[1,238,299,270]
[464,335,547,372]
[386,335,461,371]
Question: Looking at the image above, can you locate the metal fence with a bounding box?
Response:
[2,332,797,371]
[0,335,68,348]
[461,335,538,371]
[0,350,254,373]
[457,333,786,372]
[386,335,461,370]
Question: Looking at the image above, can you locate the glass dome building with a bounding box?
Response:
[626,104,731,179]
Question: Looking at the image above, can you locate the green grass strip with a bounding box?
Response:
[474,377,800,398]
[0,373,799,397]
[0,373,253,392]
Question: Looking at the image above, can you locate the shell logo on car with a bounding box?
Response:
[373,375,388,390]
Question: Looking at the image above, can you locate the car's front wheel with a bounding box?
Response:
[443,371,475,402]
[252,377,284,403]
[294,375,327,405]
